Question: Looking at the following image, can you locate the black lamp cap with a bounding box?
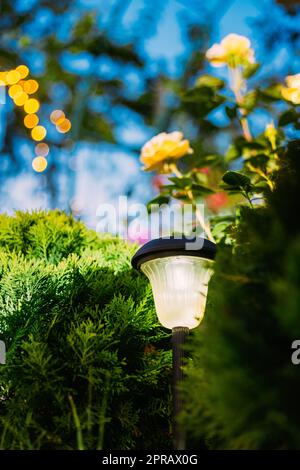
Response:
[131,236,216,271]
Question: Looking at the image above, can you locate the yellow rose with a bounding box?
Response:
[286,74,300,89]
[140,131,193,171]
[281,73,300,105]
[205,44,226,67]
[206,33,255,68]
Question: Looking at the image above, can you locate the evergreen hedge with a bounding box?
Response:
[184,141,300,449]
[0,211,172,450]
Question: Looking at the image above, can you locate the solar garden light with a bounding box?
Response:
[131,236,216,450]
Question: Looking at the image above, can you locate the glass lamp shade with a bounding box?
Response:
[131,236,216,330]
[141,255,213,329]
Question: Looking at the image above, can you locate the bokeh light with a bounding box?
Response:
[0,72,7,85]
[8,84,23,99]
[16,65,29,79]
[56,118,72,133]
[23,79,39,94]
[50,109,65,124]
[31,125,47,141]
[3,67,50,161]
[24,98,40,114]
[6,70,21,85]
[32,156,47,172]
[35,142,49,156]
[24,114,39,129]
[14,92,28,106]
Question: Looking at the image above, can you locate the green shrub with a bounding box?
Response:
[0,211,172,450]
[184,141,300,449]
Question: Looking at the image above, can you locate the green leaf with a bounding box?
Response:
[242,62,260,79]
[146,195,170,212]
[258,84,282,102]
[219,184,245,195]
[181,86,214,103]
[191,184,214,195]
[203,154,224,165]
[254,180,270,190]
[172,192,190,202]
[225,106,237,119]
[238,137,266,151]
[222,171,251,188]
[168,176,192,189]
[195,74,225,90]
[212,221,232,239]
[181,87,226,117]
[246,154,269,169]
[278,109,299,127]
[73,14,95,37]
[226,144,241,161]
[241,91,258,112]
[241,141,266,151]
[193,172,208,185]
[159,184,176,191]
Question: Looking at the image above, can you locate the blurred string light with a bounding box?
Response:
[32,156,48,172]
[23,79,39,94]
[0,65,72,172]
[35,142,49,156]
[31,125,47,141]
[50,109,72,134]
[14,92,29,106]
[24,98,40,114]
[24,113,39,128]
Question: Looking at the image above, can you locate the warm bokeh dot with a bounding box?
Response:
[23,79,39,94]
[56,118,72,134]
[50,109,65,124]
[32,156,47,172]
[16,65,29,79]
[31,125,47,141]
[6,70,21,85]
[8,84,22,99]
[14,92,28,106]
[24,114,39,129]
[35,142,49,157]
[24,98,40,114]
[0,72,7,85]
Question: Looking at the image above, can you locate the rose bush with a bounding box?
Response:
[139,33,300,243]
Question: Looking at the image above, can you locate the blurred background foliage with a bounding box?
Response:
[1,0,300,230]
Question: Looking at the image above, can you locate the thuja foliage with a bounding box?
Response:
[0,211,172,450]
[184,141,300,449]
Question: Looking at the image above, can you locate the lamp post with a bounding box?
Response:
[131,236,216,450]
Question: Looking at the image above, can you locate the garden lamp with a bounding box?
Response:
[131,236,216,450]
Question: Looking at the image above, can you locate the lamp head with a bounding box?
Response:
[132,236,216,330]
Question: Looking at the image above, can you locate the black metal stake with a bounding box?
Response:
[172,326,189,450]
